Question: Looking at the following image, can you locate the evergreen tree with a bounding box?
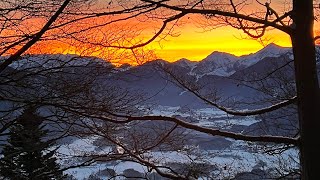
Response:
[0,107,64,180]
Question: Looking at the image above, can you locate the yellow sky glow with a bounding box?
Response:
[26,9,319,65]
[150,25,292,62]
[36,22,306,65]
[41,25,293,64]
[8,1,320,65]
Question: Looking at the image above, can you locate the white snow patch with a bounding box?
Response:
[179,90,187,96]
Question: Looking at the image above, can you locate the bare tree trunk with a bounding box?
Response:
[291,0,320,179]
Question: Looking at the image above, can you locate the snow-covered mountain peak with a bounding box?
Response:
[173,58,197,68]
[254,43,289,58]
[189,52,238,77]
[204,51,237,63]
[238,43,291,68]
[180,43,293,77]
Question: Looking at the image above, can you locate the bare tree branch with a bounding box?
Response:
[0,0,71,73]
[141,0,292,34]
[231,59,295,83]
[36,101,298,145]
[230,0,268,38]
[162,65,297,116]
[127,116,299,145]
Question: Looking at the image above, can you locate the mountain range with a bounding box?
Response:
[174,43,292,77]
[112,43,319,108]
[6,43,320,108]
[2,43,319,179]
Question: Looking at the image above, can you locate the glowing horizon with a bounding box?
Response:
[53,20,297,63]
[36,26,293,64]
[150,24,293,62]
[21,13,319,65]
[2,0,320,66]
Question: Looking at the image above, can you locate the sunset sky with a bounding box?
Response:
[20,1,319,64]
[149,24,292,62]
[43,21,294,64]
[33,15,319,65]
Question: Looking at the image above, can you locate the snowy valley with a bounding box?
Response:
[1,44,318,179]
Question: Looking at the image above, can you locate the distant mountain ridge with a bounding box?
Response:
[111,43,319,108]
[173,43,292,77]
[6,43,313,78]
[112,43,294,78]
[3,43,319,109]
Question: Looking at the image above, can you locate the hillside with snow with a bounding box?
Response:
[175,43,293,77]
[2,43,318,179]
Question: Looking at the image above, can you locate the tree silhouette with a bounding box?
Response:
[0,106,64,180]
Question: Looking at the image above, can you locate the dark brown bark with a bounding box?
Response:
[291,0,320,179]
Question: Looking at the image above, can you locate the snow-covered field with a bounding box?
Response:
[58,105,297,179]
[60,139,298,179]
